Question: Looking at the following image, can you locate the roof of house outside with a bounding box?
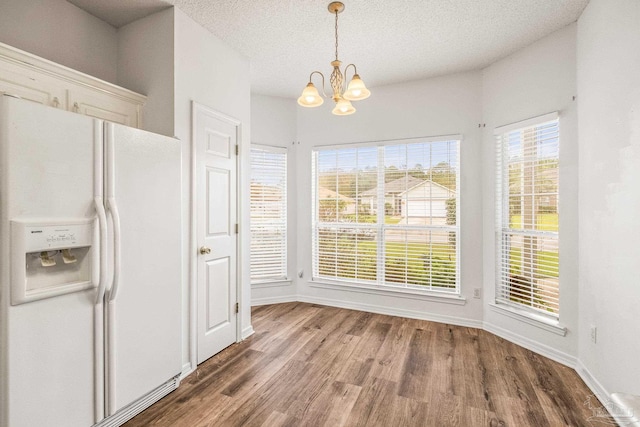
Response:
[318,187,354,202]
[360,176,454,197]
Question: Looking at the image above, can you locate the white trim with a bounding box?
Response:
[94,376,179,427]
[309,280,466,305]
[297,294,482,329]
[252,280,293,288]
[489,303,567,336]
[235,121,245,344]
[494,111,559,135]
[609,393,640,426]
[251,295,298,306]
[0,41,146,105]
[241,325,255,340]
[180,362,194,380]
[576,360,610,402]
[188,102,198,375]
[313,134,463,150]
[482,322,576,368]
[573,361,637,427]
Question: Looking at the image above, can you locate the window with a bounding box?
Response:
[495,113,559,316]
[250,145,287,283]
[312,137,460,293]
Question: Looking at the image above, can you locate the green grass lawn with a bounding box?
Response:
[317,239,456,288]
[341,214,402,224]
[510,213,558,231]
[508,247,559,278]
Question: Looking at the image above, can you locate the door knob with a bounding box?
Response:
[199,246,211,255]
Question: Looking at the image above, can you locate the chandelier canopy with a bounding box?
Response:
[297,2,371,116]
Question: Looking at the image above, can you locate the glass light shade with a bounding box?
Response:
[343,74,371,101]
[332,98,356,116]
[297,83,324,107]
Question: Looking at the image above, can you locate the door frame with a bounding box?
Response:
[189,101,243,373]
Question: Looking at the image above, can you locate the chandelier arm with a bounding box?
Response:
[344,63,358,85]
[309,71,329,98]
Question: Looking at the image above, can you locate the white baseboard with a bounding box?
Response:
[297,294,483,329]
[574,361,639,427]
[251,295,298,306]
[576,359,610,401]
[241,325,255,340]
[180,362,194,380]
[483,322,577,368]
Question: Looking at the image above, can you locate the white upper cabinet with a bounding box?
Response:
[0,42,146,128]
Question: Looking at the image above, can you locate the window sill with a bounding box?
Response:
[251,279,292,288]
[489,303,567,336]
[309,279,466,305]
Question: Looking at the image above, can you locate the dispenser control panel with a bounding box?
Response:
[10,219,95,305]
[24,223,90,251]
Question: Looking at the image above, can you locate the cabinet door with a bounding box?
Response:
[0,61,66,108]
[68,87,141,127]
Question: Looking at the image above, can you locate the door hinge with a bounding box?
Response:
[235,145,239,155]
[235,223,239,234]
[235,302,239,314]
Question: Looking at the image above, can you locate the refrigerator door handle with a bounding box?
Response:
[106,197,121,302]
[105,123,121,303]
[94,196,109,305]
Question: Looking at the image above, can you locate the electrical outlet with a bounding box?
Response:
[590,326,597,344]
[473,288,482,299]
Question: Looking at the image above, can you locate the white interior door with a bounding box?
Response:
[194,103,239,364]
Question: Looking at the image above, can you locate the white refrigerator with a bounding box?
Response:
[0,95,183,427]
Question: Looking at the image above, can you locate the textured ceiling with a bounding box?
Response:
[67,0,589,98]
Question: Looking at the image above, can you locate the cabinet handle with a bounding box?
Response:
[73,102,80,112]
[52,97,60,108]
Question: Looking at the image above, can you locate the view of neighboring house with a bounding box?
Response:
[359,176,455,223]
[317,186,356,215]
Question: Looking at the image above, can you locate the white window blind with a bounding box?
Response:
[495,114,560,316]
[312,138,460,292]
[250,144,287,283]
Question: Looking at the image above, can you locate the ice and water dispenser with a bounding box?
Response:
[10,219,95,305]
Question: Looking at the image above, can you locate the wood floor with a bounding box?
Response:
[124,302,613,427]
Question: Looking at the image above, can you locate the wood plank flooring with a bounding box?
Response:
[124,303,614,427]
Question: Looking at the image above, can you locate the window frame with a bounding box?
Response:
[311,135,461,295]
[249,143,288,284]
[494,112,560,319]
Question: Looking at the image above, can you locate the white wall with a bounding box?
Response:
[117,8,175,137]
[250,95,298,305]
[295,72,484,326]
[0,0,117,84]
[481,24,579,362]
[577,0,640,396]
[174,9,252,371]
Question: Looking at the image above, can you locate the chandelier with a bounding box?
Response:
[297,2,371,116]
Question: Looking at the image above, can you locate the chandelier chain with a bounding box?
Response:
[334,10,339,61]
